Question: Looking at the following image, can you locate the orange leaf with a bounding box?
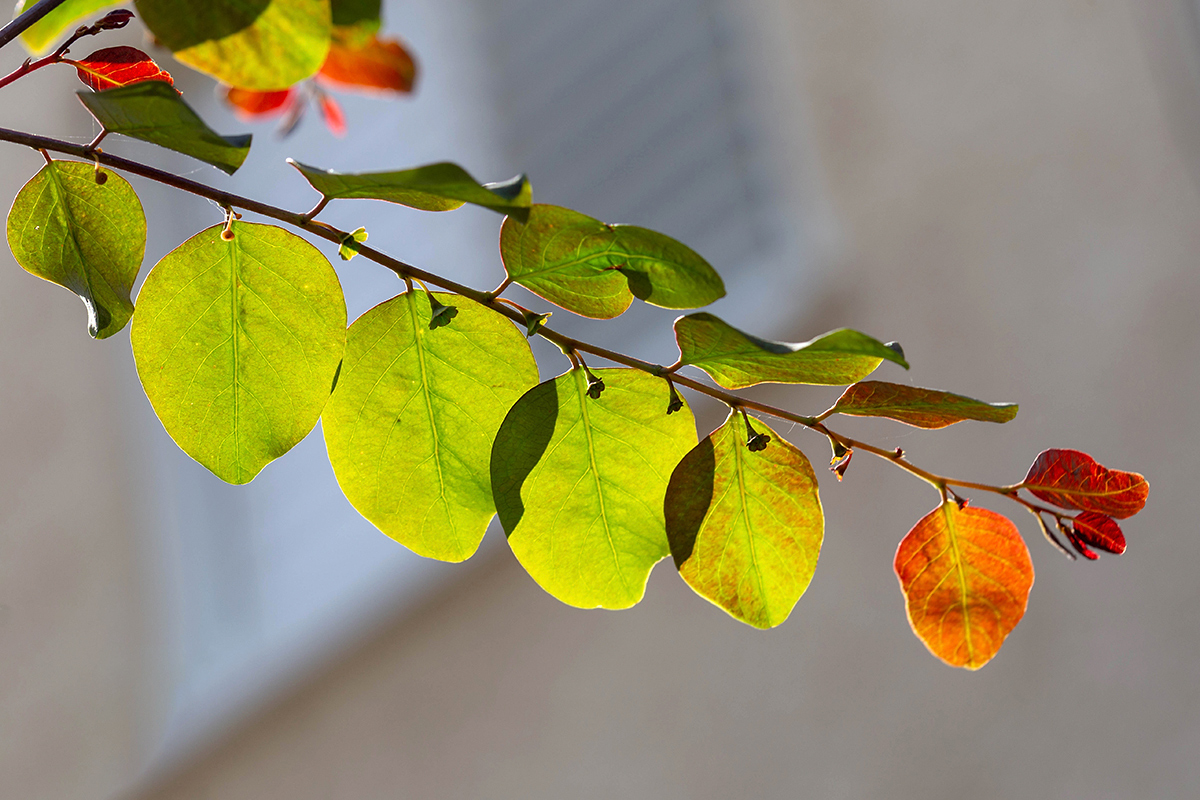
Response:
[894,502,1033,669]
[1022,448,1148,519]
[74,46,174,92]
[223,86,298,119]
[318,33,416,93]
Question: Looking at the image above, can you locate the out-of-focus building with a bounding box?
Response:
[1,0,1198,797]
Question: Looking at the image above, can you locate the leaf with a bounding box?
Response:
[1021,448,1148,519]
[490,368,698,609]
[288,159,531,216]
[673,313,908,389]
[337,227,367,260]
[829,381,1017,429]
[322,292,538,562]
[895,502,1034,670]
[5,160,146,339]
[78,82,252,175]
[223,86,298,119]
[315,91,346,137]
[664,411,823,628]
[1066,511,1126,560]
[73,46,175,91]
[499,205,725,319]
[318,31,416,93]
[331,0,380,28]
[133,0,332,90]
[131,221,346,484]
[14,0,119,54]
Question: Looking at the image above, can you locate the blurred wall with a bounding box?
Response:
[3,0,1200,797]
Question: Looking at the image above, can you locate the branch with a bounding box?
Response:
[0,0,72,50]
[0,125,1034,512]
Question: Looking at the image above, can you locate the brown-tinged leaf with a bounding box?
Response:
[1067,511,1126,560]
[74,46,174,92]
[895,502,1033,670]
[318,31,416,93]
[1022,448,1148,519]
[829,381,1017,429]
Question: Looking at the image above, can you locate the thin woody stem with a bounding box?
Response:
[0,125,1043,521]
[0,0,72,51]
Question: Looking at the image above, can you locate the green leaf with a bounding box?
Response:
[131,221,346,484]
[337,226,367,261]
[323,291,539,562]
[829,381,1018,429]
[288,160,532,217]
[14,0,119,54]
[134,0,332,90]
[499,205,725,319]
[77,82,252,175]
[673,313,908,389]
[665,412,823,629]
[5,160,145,339]
[331,0,380,27]
[491,368,698,609]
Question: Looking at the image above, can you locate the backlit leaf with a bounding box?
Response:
[78,82,252,175]
[674,313,908,389]
[1021,448,1148,519]
[665,412,823,628]
[134,0,332,90]
[1067,511,1126,560]
[331,0,380,28]
[315,91,346,137]
[74,46,174,91]
[323,292,538,562]
[499,205,725,319]
[318,30,415,93]
[223,86,298,119]
[14,0,119,54]
[491,368,697,609]
[131,222,346,484]
[288,159,531,216]
[895,502,1033,669]
[829,381,1017,429]
[5,160,145,339]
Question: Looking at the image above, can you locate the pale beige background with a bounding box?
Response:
[2,0,1199,797]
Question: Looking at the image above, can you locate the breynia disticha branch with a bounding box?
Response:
[0,1,1151,671]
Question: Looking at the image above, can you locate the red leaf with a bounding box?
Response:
[1068,511,1126,559]
[317,93,346,137]
[1022,448,1148,519]
[223,86,298,119]
[318,34,417,93]
[74,46,174,92]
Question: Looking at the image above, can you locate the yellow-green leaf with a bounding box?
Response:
[134,0,331,90]
[665,412,823,628]
[14,0,119,54]
[674,313,908,389]
[491,368,697,609]
[323,291,539,562]
[131,222,346,484]
[6,160,145,338]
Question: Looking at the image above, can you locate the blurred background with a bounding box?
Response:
[1,0,1198,797]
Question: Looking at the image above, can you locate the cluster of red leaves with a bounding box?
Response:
[895,448,1147,669]
[222,32,417,137]
[72,46,174,92]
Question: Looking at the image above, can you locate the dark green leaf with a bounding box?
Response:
[665,412,823,628]
[131,222,346,484]
[491,368,698,609]
[288,160,532,217]
[134,0,332,90]
[6,160,145,338]
[323,291,539,562]
[829,381,1018,429]
[78,82,252,175]
[331,0,380,27]
[14,0,119,53]
[673,313,908,389]
[499,204,725,319]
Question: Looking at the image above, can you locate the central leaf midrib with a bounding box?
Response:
[407,292,457,552]
[517,248,668,283]
[229,229,241,479]
[731,417,767,620]
[573,369,625,591]
[46,166,101,321]
[943,503,975,664]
